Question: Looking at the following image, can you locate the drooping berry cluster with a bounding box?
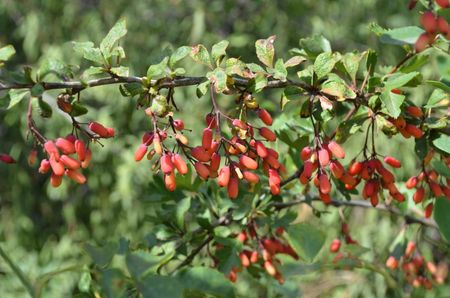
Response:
[406,151,450,217]
[386,241,449,289]
[415,7,450,52]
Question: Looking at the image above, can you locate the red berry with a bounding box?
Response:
[239,155,258,170]
[44,141,60,160]
[39,159,51,173]
[0,154,16,164]
[257,108,273,126]
[437,16,450,35]
[205,113,217,129]
[194,162,210,180]
[300,146,313,161]
[406,176,418,189]
[259,127,276,142]
[330,239,341,253]
[49,155,65,176]
[436,0,450,8]
[134,144,148,162]
[406,106,423,118]
[81,149,92,169]
[172,154,188,175]
[173,119,184,131]
[202,128,213,150]
[88,121,110,138]
[55,138,76,154]
[328,141,345,159]
[164,172,176,191]
[243,171,260,183]
[413,187,425,203]
[420,11,437,34]
[218,166,231,187]
[60,155,81,170]
[386,256,399,270]
[384,156,401,168]
[264,261,277,276]
[240,252,250,267]
[415,32,431,53]
[191,146,211,162]
[65,169,87,184]
[50,173,63,187]
[75,140,87,162]
[330,160,345,179]
[232,119,248,130]
[255,141,268,158]
[429,181,443,197]
[348,161,363,176]
[228,176,239,199]
[425,202,433,218]
[318,148,330,166]
[160,154,174,174]
[319,173,331,194]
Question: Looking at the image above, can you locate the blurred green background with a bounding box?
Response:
[0,0,448,297]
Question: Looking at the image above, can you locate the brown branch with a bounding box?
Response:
[386,52,415,76]
[170,234,214,274]
[272,196,438,229]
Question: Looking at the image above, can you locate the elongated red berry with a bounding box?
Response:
[44,141,60,160]
[300,146,312,161]
[218,166,231,187]
[318,148,330,166]
[74,140,87,162]
[173,119,184,131]
[239,155,258,170]
[164,172,176,191]
[50,173,63,187]
[205,113,217,129]
[257,108,273,126]
[232,119,248,130]
[60,155,81,170]
[406,176,418,189]
[330,239,341,253]
[259,127,276,142]
[202,128,213,149]
[384,156,401,168]
[160,154,174,174]
[88,121,110,138]
[228,176,239,199]
[39,159,51,173]
[437,16,450,35]
[436,0,450,8]
[55,138,75,154]
[0,154,16,164]
[49,155,65,176]
[65,169,86,184]
[172,154,188,175]
[264,261,277,276]
[386,256,398,270]
[135,144,148,162]
[415,33,431,53]
[319,173,331,194]
[406,106,423,118]
[240,252,250,267]
[243,171,259,183]
[255,141,268,158]
[413,187,425,203]
[421,11,437,34]
[348,161,363,176]
[328,141,345,159]
[429,181,443,197]
[194,162,209,180]
[81,149,92,168]
[330,160,345,179]
[191,146,211,162]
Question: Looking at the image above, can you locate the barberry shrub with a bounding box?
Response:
[0,1,449,297]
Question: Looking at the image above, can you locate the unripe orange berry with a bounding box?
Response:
[202,128,213,150]
[194,162,210,180]
[259,127,276,142]
[384,156,401,168]
[243,171,260,183]
[264,261,277,276]
[413,187,425,203]
[81,149,92,168]
[65,169,86,184]
[164,172,176,191]
[239,252,250,267]
[153,134,163,155]
[257,108,273,126]
[330,239,341,253]
[218,166,231,187]
[228,176,239,199]
[55,138,76,155]
[50,173,63,187]
[239,155,258,170]
[386,256,399,270]
[134,144,148,162]
[175,133,189,145]
[60,155,81,170]
[172,154,188,175]
[328,141,345,159]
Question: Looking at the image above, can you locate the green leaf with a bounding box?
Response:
[100,18,127,56]
[70,102,89,117]
[196,80,210,98]
[225,58,246,76]
[314,52,336,79]
[425,80,450,94]
[208,68,228,93]
[37,97,52,118]
[211,40,229,65]
[380,91,405,118]
[110,66,129,77]
[7,90,28,109]
[415,137,428,160]
[191,45,212,68]
[365,50,377,76]
[255,35,276,68]
[320,75,356,100]
[176,197,191,229]
[384,72,421,90]
[178,267,235,298]
[169,46,190,68]
[425,89,448,108]
[137,274,183,298]
[342,52,362,82]
[380,26,424,45]
[284,56,306,68]
[0,45,15,63]
[84,242,118,268]
[147,57,169,80]
[432,160,450,178]
[73,42,104,64]
[434,198,450,243]
[335,113,368,143]
[254,73,268,92]
[38,58,71,80]
[78,269,92,293]
[299,35,331,58]
[433,134,450,153]
[273,58,287,81]
[126,251,167,280]
[286,223,326,262]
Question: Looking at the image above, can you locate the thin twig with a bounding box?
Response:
[170,234,214,274]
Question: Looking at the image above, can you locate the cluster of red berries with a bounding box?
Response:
[415,7,450,52]
[346,156,405,206]
[35,121,114,187]
[223,227,297,284]
[406,151,450,217]
[299,139,348,204]
[387,96,425,139]
[136,105,283,198]
[386,241,448,289]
